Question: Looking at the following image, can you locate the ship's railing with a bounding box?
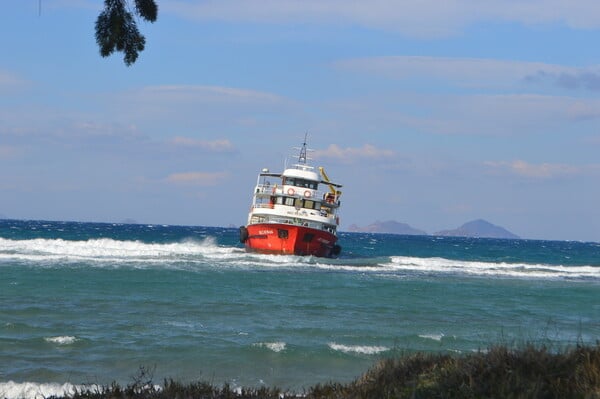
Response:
[251,200,339,218]
[251,202,331,215]
[250,204,338,226]
[254,183,341,206]
[252,203,276,209]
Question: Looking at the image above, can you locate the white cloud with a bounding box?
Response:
[171,137,234,152]
[165,171,229,185]
[0,145,18,159]
[112,85,290,130]
[164,0,600,37]
[335,56,600,91]
[484,160,580,179]
[314,144,395,163]
[0,70,28,92]
[133,85,283,104]
[322,92,600,137]
[566,101,600,120]
[431,94,600,135]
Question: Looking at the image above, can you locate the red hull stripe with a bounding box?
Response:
[245,224,337,257]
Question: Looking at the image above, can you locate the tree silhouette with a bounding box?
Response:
[95,0,158,66]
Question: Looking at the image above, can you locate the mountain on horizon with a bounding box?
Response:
[347,220,427,235]
[434,219,519,239]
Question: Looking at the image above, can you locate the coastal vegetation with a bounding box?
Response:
[60,343,600,399]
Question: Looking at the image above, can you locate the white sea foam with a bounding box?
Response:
[328,342,389,355]
[385,256,600,280]
[419,333,444,342]
[0,382,162,399]
[0,381,96,399]
[0,237,237,266]
[1,237,598,280]
[44,336,78,345]
[254,342,287,352]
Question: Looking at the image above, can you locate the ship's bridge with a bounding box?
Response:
[282,167,319,182]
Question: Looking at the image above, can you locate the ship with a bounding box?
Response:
[239,138,342,257]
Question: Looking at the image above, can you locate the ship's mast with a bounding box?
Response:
[298,132,308,165]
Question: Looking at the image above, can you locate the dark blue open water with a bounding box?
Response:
[1,219,599,397]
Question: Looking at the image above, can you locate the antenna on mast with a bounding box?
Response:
[298,132,308,164]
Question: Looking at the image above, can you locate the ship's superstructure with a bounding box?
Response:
[240,139,342,257]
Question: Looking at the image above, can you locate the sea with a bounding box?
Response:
[1,219,599,398]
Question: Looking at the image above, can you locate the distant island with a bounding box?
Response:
[347,219,519,239]
[434,219,519,239]
[348,220,426,235]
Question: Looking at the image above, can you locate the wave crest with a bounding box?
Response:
[386,256,600,280]
[0,236,236,266]
[0,381,96,399]
[1,237,598,280]
[44,336,78,345]
[328,342,389,355]
[253,342,287,352]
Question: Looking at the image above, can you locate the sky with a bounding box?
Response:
[1,0,599,242]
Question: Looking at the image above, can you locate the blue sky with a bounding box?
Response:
[1,0,599,241]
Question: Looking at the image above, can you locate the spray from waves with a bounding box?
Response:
[384,256,600,280]
[0,236,240,267]
[253,342,287,353]
[44,336,78,345]
[328,342,389,355]
[0,236,340,270]
[1,237,598,280]
[0,236,342,271]
[0,381,99,399]
[0,381,163,399]
[419,333,445,342]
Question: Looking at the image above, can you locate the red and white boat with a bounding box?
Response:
[239,139,342,257]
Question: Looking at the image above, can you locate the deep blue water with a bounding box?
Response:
[1,219,599,398]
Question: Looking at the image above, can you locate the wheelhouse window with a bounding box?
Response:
[283,177,318,190]
[280,197,321,210]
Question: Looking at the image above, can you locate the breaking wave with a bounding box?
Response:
[328,342,389,355]
[384,256,600,280]
[253,342,287,353]
[0,381,97,399]
[0,236,238,267]
[44,336,78,345]
[0,237,598,280]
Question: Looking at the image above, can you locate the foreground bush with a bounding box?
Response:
[64,344,600,399]
[309,344,600,398]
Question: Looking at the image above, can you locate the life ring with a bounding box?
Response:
[304,190,312,198]
[287,188,295,195]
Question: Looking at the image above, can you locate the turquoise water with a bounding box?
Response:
[1,219,599,397]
